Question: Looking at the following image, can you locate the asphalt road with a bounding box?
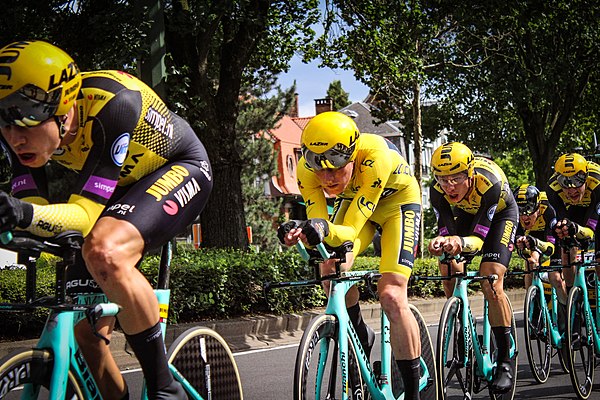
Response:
[116,310,587,399]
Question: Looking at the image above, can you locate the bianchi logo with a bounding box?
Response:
[111,133,130,166]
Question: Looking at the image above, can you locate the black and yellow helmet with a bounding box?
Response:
[554,153,588,188]
[431,142,475,177]
[0,40,81,127]
[513,184,541,215]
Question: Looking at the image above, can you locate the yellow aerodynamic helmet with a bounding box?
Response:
[431,142,475,177]
[0,40,81,127]
[554,153,588,188]
[301,111,360,170]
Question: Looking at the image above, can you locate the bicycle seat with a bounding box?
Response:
[1,230,84,257]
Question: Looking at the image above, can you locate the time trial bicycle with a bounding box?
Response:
[510,252,570,383]
[0,230,243,399]
[266,241,437,400]
[434,254,518,400]
[562,238,600,399]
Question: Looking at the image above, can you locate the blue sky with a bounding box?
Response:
[276,55,370,117]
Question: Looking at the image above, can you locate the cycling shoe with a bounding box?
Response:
[490,361,514,394]
[153,380,188,400]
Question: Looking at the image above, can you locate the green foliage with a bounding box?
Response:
[238,83,295,250]
[490,148,534,191]
[326,80,351,110]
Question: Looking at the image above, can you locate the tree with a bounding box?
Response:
[0,1,320,250]
[162,0,319,249]
[315,0,454,185]
[238,82,296,250]
[326,80,350,110]
[436,1,600,186]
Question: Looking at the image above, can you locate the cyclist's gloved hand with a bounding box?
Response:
[0,191,33,231]
[553,218,577,239]
[524,235,539,251]
[300,218,330,246]
[277,220,303,244]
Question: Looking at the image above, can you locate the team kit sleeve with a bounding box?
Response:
[24,92,139,237]
[461,181,504,253]
[429,184,457,237]
[297,161,331,220]
[325,153,394,247]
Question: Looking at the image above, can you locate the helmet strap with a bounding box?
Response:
[55,116,68,139]
[55,115,77,139]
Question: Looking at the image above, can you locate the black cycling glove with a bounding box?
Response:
[554,218,577,238]
[300,218,330,246]
[0,191,33,231]
[277,220,303,244]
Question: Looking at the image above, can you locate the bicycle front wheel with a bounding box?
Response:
[293,314,365,400]
[0,348,85,399]
[524,285,551,383]
[567,286,595,400]
[436,296,474,400]
[410,304,438,400]
[167,327,243,400]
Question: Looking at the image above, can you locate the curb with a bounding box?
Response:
[0,289,526,370]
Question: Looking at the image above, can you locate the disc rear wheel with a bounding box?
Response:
[167,327,243,400]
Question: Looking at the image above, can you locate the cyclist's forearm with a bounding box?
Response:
[574,224,594,241]
[461,235,483,254]
[26,195,104,237]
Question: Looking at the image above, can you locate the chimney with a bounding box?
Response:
[314,98,333,115]
[289,93,299,118]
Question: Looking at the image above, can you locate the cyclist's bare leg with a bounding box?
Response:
[439,259,464,298]
[479,261,511,327]
[83,217,157,333]
[75,316,127,399]
[378,272,420,359]
[524,260,533,290]
[319,255,360,306]
[83,217,181,398]
[561,248,576,287]
[548,271,568,304]
[379,272,421,399]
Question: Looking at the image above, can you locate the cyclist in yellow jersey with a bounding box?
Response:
[0,40,214,400]
[278,111,423,400]
[428,142,518,394]
[546,153,600,288]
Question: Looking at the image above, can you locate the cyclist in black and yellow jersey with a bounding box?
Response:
[547,153,600,287]
[513,185,562,288]
[0,40,213,399]
[513,184,568,331]
[427,142,518,394]
[279,111,423,399]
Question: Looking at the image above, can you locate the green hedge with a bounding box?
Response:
[0,246,526,339]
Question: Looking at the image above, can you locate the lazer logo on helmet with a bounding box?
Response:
[48,62,79,91]
[309,142,328,146]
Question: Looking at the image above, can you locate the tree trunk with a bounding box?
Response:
[200,160,248,249]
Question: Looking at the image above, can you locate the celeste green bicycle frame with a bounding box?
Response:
[0,233,205,400]
[443,270,517,385]
[294,242,434,400]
